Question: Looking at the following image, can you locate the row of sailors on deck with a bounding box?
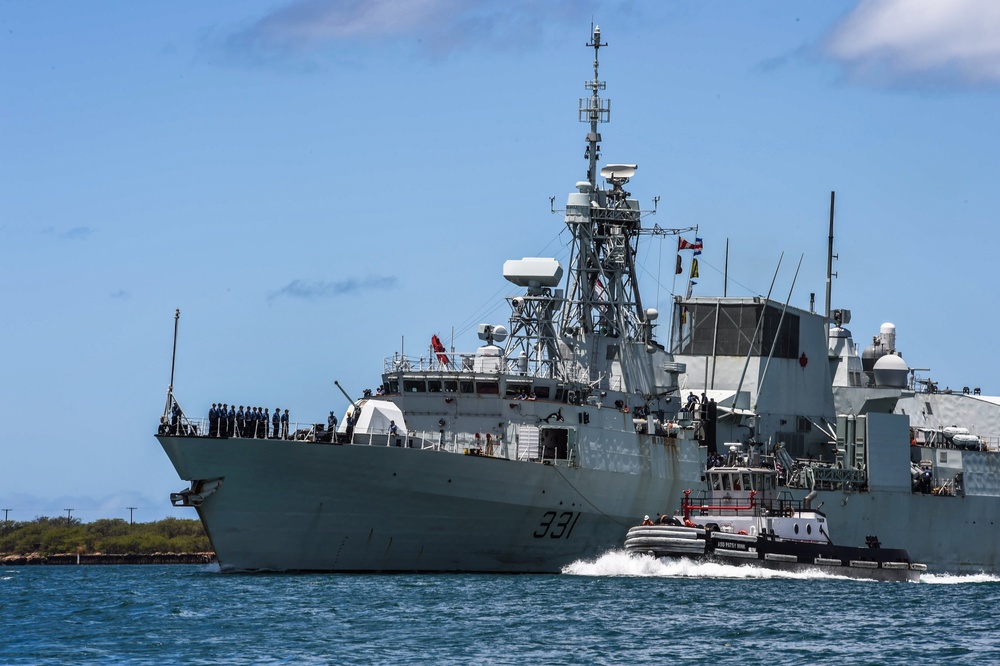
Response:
[209,404,291,439]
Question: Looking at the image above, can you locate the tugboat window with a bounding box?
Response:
[794,524,799,534]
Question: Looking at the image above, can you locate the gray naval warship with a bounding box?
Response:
[156,27,707,572]
[157,27,1000,575]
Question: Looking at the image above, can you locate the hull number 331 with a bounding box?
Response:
[533,511,581,539]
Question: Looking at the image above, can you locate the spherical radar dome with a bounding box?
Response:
[873,353,908,388]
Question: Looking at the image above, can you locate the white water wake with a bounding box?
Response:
[564,550,1000,584]
[562,550,851,580]
[919,571,1000,585]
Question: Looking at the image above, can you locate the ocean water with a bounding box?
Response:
[2,552,998,665]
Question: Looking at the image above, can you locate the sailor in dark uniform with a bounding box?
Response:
[171,402,181,434]
[272,408,280,439]
[209,404,218,437]
[227,404,236,437]
[281,409,290,439]
[236,406,245,437]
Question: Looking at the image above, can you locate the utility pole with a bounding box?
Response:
[127,507,137,525]
[2,508,10,531]
[65,508,74,523]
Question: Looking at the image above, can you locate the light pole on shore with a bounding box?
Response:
[65,508,74,523]
[127,507,137,525]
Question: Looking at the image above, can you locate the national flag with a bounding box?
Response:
[686,280,697,299]
[690,258,699,279]
[675,255,683,275]
[679,237,704,253]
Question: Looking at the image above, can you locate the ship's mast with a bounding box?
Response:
[557,26,648,388]
[584,26,607,188]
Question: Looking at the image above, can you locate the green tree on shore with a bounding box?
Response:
[0,516,211,556]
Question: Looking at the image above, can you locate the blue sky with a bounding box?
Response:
[2,0,999,522]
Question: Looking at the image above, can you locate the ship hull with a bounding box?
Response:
[157,434,702,572]
[794,488,1000,575]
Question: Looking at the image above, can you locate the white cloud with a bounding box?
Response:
[827,0,1000,85]
[226,0,594,61]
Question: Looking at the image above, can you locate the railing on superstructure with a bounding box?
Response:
[684,489,810,519]
[383,351,507,374]
[383,351,557,377]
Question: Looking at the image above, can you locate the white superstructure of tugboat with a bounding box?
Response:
[624,440,926,582]
[155,27,707,573]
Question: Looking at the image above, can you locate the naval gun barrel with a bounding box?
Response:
[334,380,359,408]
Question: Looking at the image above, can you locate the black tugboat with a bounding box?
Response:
[625,441,927,582]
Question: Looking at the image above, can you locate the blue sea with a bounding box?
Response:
[2,552,998,665]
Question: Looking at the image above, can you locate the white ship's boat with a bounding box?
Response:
[156,27,706,572]
[623,441,926,582]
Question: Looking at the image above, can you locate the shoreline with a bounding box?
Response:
[1,552,217,566]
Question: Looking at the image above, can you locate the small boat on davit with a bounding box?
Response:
[624,440,927,582]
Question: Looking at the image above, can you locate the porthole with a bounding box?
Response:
[806,524,812,535]
[794,524,799,534]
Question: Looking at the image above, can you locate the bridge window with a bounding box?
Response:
[506,382,531,398]
[476,381,499,395]
[403,379,426,393]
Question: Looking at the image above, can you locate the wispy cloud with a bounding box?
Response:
[223,0,594,64]
[41,226,94,240]
[269,275,398,301]
[110,289,130,300]
[825,0,1000,88]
